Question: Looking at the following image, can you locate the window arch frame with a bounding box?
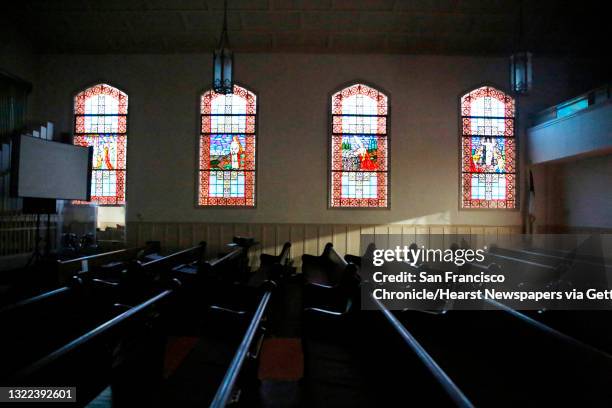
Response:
[458,83,518,210]
[72,82,129,207]
[328,80,391,209]
[196,83,258,208]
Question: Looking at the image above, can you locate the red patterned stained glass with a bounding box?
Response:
[199,85,256,207]
[460,86,516,209]
[330,83,388,208]
[73,84,128,206]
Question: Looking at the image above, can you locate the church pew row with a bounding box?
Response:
[165,243,253,336]
[259,241,292,280]
[13,286,177,407]
[456,256,612,358]
[352,241,612,358]
[393,304,612,407]
[116,240,277,406]
[119,241,207,304]
[412,252,612,358]
[517,243,612,267]
[356,245,612,407]
[302,243,360,317]
[369,296,474,408]
[0,242,161,308]
[488,245,612,283]
[208,281,275,408]
[477,246,612,355]
[0,242,208,386]
[300,244,473,407]
[55,240,161,285]
[4,236,274,407]
[396,240,612,356]
[0,277,120,381]
[0,241,204,321]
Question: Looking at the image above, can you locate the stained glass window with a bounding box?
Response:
[330,83,388,208]
[73,84,127,205]
[199,85,256,206]
[461,86,516,209]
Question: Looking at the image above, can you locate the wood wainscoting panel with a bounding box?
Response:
[127,222,522,271]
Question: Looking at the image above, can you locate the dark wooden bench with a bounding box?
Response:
[347,243,612,406]
[483,245,612,354]
[260,241,292,280]
[12,283,179,407]
[56,241,161,284]
[0,243,206,383]
[0,277,121,382]
[301,244,360,342]
[302,243,358,289]
[121,242,207,303]
[302,245,474,407]
[208,281,276,408]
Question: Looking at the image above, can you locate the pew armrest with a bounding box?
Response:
[209,304,248,316]
[113,303,133,312]
[303,283,351,314]
[304,307,344,317]
[304,298,352,317]
[92,278,120,288]
[307,281,336,290]
[344,254,362,267]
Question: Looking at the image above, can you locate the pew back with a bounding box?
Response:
[56,241,159,284]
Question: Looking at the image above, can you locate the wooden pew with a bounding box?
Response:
[166,239,262,337]
[208,281,276,408]
[56,241,160,284]
[260,241,291,269]
[394,305,612,406]
[368,296,475,408]
[260,241,292,281]
[0,276,124,383]
[121,242,207,303]
[348,245,612,406]
[517,245,612,268]
[13,282,179,407]
[302,243,360,320]
[0,243,160,309]
[301,244,474,407]
[489,245,612,291]
[344,242,375,267]
[481,245,612,354]
[0,243,206,383]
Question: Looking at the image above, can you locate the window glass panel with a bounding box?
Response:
[460,86,516,209]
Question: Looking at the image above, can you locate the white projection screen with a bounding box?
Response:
[12,135,92,200]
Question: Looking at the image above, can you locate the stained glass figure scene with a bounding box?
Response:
[73,84,127,205]
[199,85,256,206]
[209,135,248,170]
[339,135,379,171]
[331,83,388,207]
[461,86,516,208]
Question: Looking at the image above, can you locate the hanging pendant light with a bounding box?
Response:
[510,0,532,94]
[213,0,233,94]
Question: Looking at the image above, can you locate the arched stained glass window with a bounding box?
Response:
[199,85,256,206]
[73,83,127,205]
[461,86,516,209]
[330,83,388,208]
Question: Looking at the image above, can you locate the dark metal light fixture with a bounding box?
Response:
[510,0,532,94]
[510,51,532,95]
[213,0,233,94]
